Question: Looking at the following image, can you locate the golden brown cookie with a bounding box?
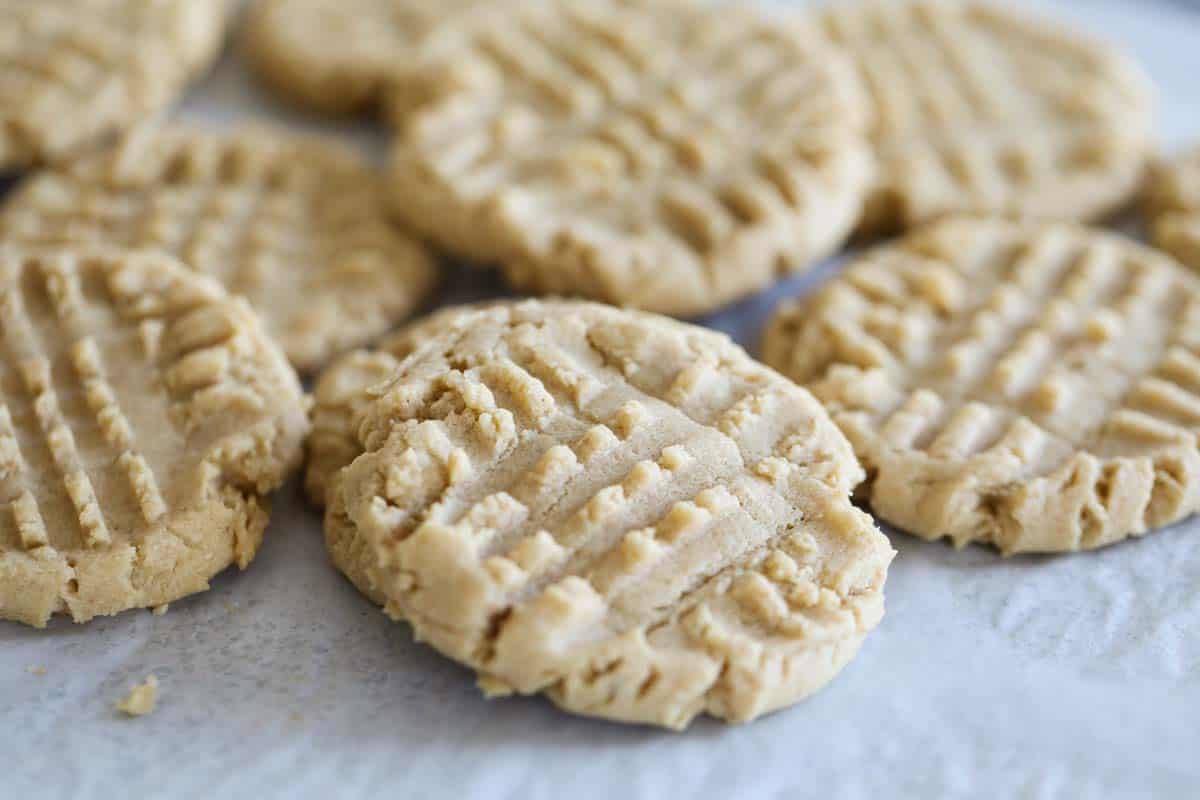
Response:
[763,218,1200,554]
[0,126,438,372]
[328,300,893,728]
[819,0,1154,234]
[0,247,308,627]
[0,0,229,169]
[388,0,872,315]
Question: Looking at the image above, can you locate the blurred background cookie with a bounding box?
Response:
[0,0,231,169]
[819,0,1154,234]
[0,125,439,372]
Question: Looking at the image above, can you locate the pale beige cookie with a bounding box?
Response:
[0,126,438,372]
[242,0,505,116]
[0,0,229,169]
[763,218,1200,555]
[328,300,894,729]
[309,304,507,605]
[818,0,1154,234]
[0,247,308,628]
[1145,146,1200,272]
[388,0,872,315]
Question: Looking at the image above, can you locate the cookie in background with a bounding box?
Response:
[0,0,231,169]
[0,125,439,373]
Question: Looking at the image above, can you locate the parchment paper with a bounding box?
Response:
[3,2,1200,798]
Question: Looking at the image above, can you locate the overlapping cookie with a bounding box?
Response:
[0,126,438,372]
[242,0,506,116]
[0,247,308,627]
[764,218,1200,554]
[327,300,894,728]
[0,0,229,169]
[1144,145,1200,272]
[819,0,1154,233]
[388,0,872,315]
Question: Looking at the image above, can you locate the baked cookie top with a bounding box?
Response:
[307,306,486,508]
[309,305,503,607]
[328,300,893,728]
[0,247,308,627]
[242,0,512,117]
[388,0,872,315]
[763,218,1200,554]
[0,125,439,372]
[1145,145,1200,273]
[0,0,229,169]
[819,0,1153,233]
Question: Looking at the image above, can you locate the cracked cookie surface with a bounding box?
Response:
[764,218,1200,554]
[388,0,871,315]
[0,247,308,627]
[0,0,229,169]
[0,126,438,373]
[820,0,1153,234]
[309,307,475,605]
[328,300,893,728]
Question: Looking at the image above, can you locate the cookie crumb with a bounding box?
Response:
[152,604,169,616]
[116,674,159,717]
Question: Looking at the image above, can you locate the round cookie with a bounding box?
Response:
[0,125,439,372]
[328,300,894,729]
[388,0,872,315]
[818,0,1154,234]
[1144,146,1200,272]
[763,218,1200,555]
[242,0,502,116]
[0,247,308,628]
[0,0,229,169]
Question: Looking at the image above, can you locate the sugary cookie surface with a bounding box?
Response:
[328,300,893,728]
[389,0,871,315]
[1145,146,1200,273]
[764,218,1200,554]
[0,0,229,168]
[819,0,1153,232]
[0,248,308,627]
[0,126,438,372]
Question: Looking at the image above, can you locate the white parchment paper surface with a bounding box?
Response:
[2,2,1199,798]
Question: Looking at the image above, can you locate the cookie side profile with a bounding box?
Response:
[0,125,438,372]
[388,0,872,315]
[0,247,308,628]
[1145,146,1200,272]
[0,0,229,169]
[328,300,893,728]
[763,218,1200,554]
[819,0,1153,234]
[242,0,500,116]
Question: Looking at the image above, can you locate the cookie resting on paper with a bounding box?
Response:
[764,218,1200,554]
[326,300,894,728]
